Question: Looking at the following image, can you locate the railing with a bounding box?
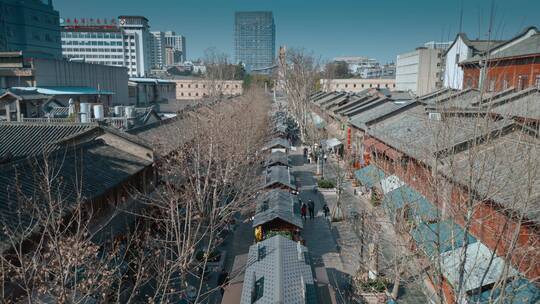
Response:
[90,117,128,129]
[19,117,128,129]
[21,117,83,124]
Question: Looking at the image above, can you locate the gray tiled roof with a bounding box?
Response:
[419,88,474,106]
[332,94,375,114]
[439,130,540,225]
[0,122,97,161]
[463,33,540,64]
[349,100,417,131]
[342,96,387,117]
[241,235,317,304]
[262,138,290,152]
[488,88,540,120]
[262,165,295,190]
[367,106,514,163]
[265,151,290,168]
[253,190,302,229]
[0,141,152,252]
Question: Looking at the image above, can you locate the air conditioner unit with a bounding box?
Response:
[428,112,442,121]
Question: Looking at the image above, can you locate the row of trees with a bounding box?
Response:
[0,88,272,303]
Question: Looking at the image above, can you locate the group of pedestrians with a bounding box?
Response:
[300,198,330,220]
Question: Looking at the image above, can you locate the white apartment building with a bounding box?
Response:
[395,47,443,95]
[60,16,151,77]
[119,16,151,77]
[150,31,166,69]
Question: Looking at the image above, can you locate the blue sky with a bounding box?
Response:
[53,0,540,63]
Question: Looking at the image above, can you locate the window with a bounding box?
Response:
[195,93,199,96]
[353,84,356,88]
[455,54,460,64]
[536,75,540,89]
[257,246,266,260]
[465,77,473,88]
[345,84,348,88]
[180,84,183,88]
[252,277,264,303]
[188,84,191,88]
[518,75,528,90]
[488,79,495,92]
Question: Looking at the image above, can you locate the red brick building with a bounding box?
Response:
[461,27,540,91]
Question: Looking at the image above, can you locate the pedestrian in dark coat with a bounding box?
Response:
[308,200,315,219]
[301,203,307,221]
[322,204,330,220]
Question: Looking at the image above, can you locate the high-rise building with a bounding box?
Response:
[61,18,125,68]
[395,47,444,95]
[0,0,62,59]
[150,31,166,68]
[60,16,152,77]
[118,16,151,77]
[234,11,275,72]
[163,31,186,63]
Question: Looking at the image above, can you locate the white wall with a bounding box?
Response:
[443,36,470,89]
[395,50,419,92]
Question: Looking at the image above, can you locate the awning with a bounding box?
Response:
[381,175,405,194]
[411,219,477,259]
[354,165,385,188]
[441,242,518,292]
[382,185,439,223]
[321,138,342,149]
[11,86,115,95]
[468,277,540,304]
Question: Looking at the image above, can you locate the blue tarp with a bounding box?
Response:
[411,219,477,258]
[382,185,439,222]
[354,165,385,188]
[468,278,540,304]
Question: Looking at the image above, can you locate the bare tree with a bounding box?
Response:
[282,48,321,144]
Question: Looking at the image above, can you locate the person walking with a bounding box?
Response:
[301,203,307,221]
[322,203,330,220]
[308,200,315,219]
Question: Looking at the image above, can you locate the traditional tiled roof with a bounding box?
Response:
[367,106,513,163]
[262,138,290,152]
[439,130,540,225]
[240,235,317,304]
[253,190,302,229]
[349,100,417,131]
[0,141,152,253]
[461,27,540,64]
[262,165,295,190]
[265,151,290,168]
[488,88,540,120]
[0,122,97,161]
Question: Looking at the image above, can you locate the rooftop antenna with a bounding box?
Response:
[458,0,464,33]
